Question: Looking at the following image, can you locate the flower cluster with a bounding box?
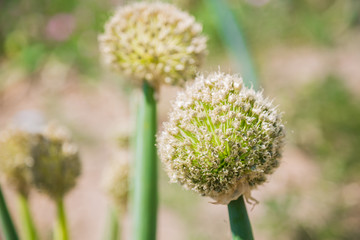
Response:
[0,129,34,196]
[103,160,129,212]
[99,2,207,88]
[31,124,81,200]
[157,72,285,204]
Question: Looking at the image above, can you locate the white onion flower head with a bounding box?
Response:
[31,124,81,200]
[157,72,285,204]
[99,2,207,89]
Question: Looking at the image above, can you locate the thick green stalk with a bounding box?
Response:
[54,199,69,240]
[103,206,120,240]
[17,194,38,240]
[228,196,254,240]
[133,81,157,240]
[0,186,19,240]
[208,0,258,89]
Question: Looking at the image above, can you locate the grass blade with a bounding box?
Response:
[207,0,258,89]
[0,185,19,240]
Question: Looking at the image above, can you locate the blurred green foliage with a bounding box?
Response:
[290,76,360,183]
[262,76,360,240]
[0,0,113,78]
[263,190,360,240]
[1,0,359,83]
[234,0,358,47]
[183,0,360,59]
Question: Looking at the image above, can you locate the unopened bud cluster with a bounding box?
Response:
[158,72,285,204]
[31,124,81,200]
[103,160,129,212]
[99,2,207,88]
[0,129,34,197]
[0,124,81,200]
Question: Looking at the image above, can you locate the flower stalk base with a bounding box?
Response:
[54,199,69,240]
[18,194,38,240]
[228,195,254,240]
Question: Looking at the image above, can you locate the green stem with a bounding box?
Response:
[54,199,68,240]
[103,206,120,240]
[17,194,38,240]
[228,195,254,240]
[133,81,157,240]
[0,186,19,240]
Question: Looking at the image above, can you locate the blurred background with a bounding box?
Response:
[0,0,360,239]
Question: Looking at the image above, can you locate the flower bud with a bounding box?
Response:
[31,124,81,200]
[103,160,129,212]
[0,128,34,197]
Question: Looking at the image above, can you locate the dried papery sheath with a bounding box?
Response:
[103,160,129,212]
[158,72,285,204]
[99,2,207,89]
[31,124,81,200]
[0,128,34,197]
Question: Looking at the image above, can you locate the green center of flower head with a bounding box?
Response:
[158,72,285,204]
[99,2,207,88]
